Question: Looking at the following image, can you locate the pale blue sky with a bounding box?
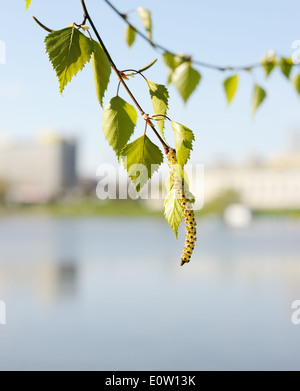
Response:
[0,0,300,175]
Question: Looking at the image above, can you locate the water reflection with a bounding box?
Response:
[0,216,299,370]
[57,262,78,298]
[0,259,78,301]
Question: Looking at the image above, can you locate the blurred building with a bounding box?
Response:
[0,132,77,203]
[204,150,300,210]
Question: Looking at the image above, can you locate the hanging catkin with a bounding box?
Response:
[167,148,197,266]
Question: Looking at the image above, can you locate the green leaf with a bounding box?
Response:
[103,97,137,157]
[261,57,276,77]
[125,25,136,47]
[251,84,267,115]
[171,122,194,167]
[164,168,195,238]
[45,27,94,94]
[172,62,201,103]
[294,74,300,95]
[263,61,276,77]
[166,168,195,203]
[224,74,238,104]
[92,41,111,108]
[25,0,32,9]
[280,58,294,79]
[164,187,183,238]
[121,135,163,193]
[147,81,169,138]
[163,52,185,71]
[137,7,152,41]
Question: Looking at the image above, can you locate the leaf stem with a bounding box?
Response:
[120,69,148,82]
[80,0,170,154]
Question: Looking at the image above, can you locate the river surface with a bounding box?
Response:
[0,215,299,370]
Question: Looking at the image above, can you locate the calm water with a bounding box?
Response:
[0,215,299,370]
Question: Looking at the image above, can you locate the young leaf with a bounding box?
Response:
[125,25,136,47]
[172,62,201,103]
[25,0,32,9]
[294,74,300,95]
[171,122,195,167]
[224,74,238,104]
[163,52,185,84]
[166,68,173,84]
[164,187,183,238]
[280,58,294,79]
[182,169,196,204]
[121,135,163,193]
[92,41,111,108]
[263,61,276,77]
[45,27,94,94]
[147,81,169,138]
[103,97,137,157]
[137,7,152,41]
[252,84,267,115]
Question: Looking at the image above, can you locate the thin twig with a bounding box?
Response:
[33,16,53,32]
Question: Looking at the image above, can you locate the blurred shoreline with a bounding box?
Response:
[1,198,300,219]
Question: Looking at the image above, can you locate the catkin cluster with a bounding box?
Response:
[167,149,197,266]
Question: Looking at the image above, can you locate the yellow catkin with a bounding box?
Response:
[167,148,197,266]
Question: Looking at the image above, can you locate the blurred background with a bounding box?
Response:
[0,0,300,370]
